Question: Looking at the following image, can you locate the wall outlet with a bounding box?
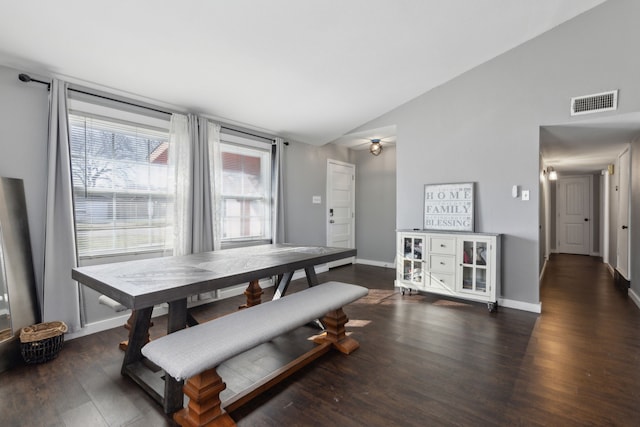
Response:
[522,190,530,201]
[312,196,321,204]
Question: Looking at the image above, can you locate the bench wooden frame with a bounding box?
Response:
[141,281,367,427]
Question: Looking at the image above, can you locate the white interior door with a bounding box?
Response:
[326,159,355,268]
[617,149,630,279]
[557,175,591,255]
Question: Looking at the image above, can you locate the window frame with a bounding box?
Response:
[218,132,274,248]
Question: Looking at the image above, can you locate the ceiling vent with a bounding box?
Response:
[570,90,618,116]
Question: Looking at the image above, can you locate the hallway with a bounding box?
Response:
[505,254,640,425]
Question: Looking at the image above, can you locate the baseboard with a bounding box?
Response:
[356,258,395,269]
[629,288,640,310]
[539,257,549,282]
[498,298,542,314]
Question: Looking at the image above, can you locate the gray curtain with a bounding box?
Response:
[42,79,81,332]
[170,113,216,256]
[169,114,219,300]
[190,116,216,253]
[272,137,286,243]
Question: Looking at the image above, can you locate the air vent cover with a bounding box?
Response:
[571,90,618,116]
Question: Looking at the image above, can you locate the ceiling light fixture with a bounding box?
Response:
[369,139,383,156]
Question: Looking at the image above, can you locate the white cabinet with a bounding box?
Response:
[396,230,501,312]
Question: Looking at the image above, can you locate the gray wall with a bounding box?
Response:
[609,154,620,272]
[351,145,396,266]
[592,173,601,254]
[282,140,349,246]
[348,0,640,306]
[0,65,49,307]
[539,156,547,272]
[284,141,397,266]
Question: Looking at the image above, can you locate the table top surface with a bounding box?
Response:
[72,244,356,309]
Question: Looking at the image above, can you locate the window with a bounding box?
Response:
[69,108,173,259]
[219,134,272,244]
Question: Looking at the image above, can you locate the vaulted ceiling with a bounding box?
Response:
[0,1,606,146]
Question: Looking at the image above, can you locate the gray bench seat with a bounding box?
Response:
[142,281,367,381]
[141,281,367,427]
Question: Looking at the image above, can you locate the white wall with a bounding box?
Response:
[630,140,640,301]
[348,0,640,308]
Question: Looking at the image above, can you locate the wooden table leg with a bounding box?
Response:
[164,299,188,414]
[239,280,263,309]
[304,266,319,286]
[304,266,324,329]
[272,271,294,300]
[121,307,153,373]
[119,310,153,351]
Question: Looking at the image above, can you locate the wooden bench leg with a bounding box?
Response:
[173,368,236,427]
[239,279,263,309]
[314,308,360,355]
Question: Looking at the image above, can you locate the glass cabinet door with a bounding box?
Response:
[401,236,424,285]
[461,240,488,294]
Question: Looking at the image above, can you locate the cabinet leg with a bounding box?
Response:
[488,301,498,313]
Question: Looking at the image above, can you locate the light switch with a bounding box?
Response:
[522,190,529,201]
[312,196,321,204]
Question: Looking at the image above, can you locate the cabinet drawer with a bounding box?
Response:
[430,272,455,288]
[429,254,456,273]
[429,237,456,255]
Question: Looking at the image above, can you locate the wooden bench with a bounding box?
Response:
[141,281,368,427]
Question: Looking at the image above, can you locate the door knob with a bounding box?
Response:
[622,225,628,230]
[584,218,589,221]
[329,220,335,224]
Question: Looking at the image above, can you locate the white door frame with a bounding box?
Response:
[326,159,355,268]
[556,174,592,255]
[616,148,631,280]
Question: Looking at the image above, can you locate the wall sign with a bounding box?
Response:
[423,182,475,231]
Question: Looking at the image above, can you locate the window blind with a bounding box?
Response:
[219,138,272,241]
[69,114,174,258]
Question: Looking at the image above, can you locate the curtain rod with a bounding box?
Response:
[221,126,277,144]
[69,87,173,116]
[18,73,173,115]
[18,72,288,145]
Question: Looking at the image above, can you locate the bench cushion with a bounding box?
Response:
[141,281,368,380]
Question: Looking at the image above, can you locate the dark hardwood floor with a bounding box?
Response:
[2,254,640,426]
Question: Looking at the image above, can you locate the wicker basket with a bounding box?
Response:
[19,321,68,364]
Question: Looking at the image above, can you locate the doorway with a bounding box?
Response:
[326,159,355,268]
[540,114,640,290]
[556,175,591,255]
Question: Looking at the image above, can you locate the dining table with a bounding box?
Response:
[71,243,357,413]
